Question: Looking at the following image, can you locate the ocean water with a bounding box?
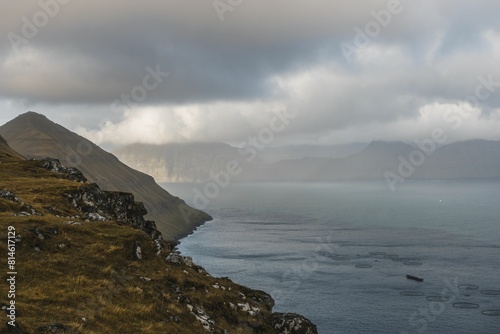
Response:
[162,181,500,334]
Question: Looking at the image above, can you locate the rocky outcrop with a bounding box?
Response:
[166,252,194,267]
[41,157,87,182]
[271,313,318,334]
[0,189,40,216]
[65,183,161,240]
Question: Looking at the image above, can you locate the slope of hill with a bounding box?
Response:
[0,112,211,240]
[0,135,24,161]
[0,143,317,333]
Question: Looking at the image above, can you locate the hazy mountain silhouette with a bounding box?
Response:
[0,112,211,239]
[115,142,243,183]
[244,140,500,181]
[114,138,500,183]
[114,142,367,183]
[257,143,367,163]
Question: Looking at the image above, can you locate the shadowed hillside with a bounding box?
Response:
[0,135,24,161]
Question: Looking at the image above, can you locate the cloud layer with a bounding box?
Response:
[1,0,500,146]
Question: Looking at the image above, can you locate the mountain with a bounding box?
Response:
[408,139,500,179]
[115,142,243,183]
[114,142,367,183]
[256,143,368,163]
[115,139,500,184]
[243,140,500,182]
[0,112,211,240]
[239,141,411,181]
[0,142,317,333]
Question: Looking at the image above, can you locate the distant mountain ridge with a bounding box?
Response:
[0,112,211,240]
[114,142,368,183]
[115,142,243,183]
[115,139,500,184]
[245,139,500,182]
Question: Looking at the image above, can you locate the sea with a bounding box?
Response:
[161,181,500,334]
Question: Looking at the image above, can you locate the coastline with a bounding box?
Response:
[164,215,320,333]
[171,213,213,242]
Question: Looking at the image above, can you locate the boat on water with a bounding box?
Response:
[406,274,424,282]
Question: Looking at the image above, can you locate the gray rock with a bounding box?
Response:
[270,313,318,334]
[41,157,87,182]
[133,241,143,260]
[66,183,162,240]
[86,212,107,222]
[165,252,194,267]
[17,211,31,216]
[183,256,194,267]
[165,253,183,265]
[0,189,41,216]
[0,190,18,202]
[65,221,83,225]
[169,316,181,323]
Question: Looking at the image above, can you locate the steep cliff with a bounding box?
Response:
[0,144,317,333]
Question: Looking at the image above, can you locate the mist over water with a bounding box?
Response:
[163,181,500,333]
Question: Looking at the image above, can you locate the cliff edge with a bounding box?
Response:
[0,144,317,333]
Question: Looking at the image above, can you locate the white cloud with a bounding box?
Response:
[316,103,500,145]
[76,101,288,146]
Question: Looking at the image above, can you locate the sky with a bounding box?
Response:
[1,0,500,149]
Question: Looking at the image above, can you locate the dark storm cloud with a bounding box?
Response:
[0,0,353,105]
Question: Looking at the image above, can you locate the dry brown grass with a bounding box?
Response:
[0,156,278,333]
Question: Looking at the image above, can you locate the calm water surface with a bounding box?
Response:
[162,181,500,334]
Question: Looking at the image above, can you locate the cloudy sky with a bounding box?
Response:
[1,0,500,149]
